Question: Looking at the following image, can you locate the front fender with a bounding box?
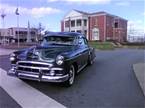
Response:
[89,47,96,59]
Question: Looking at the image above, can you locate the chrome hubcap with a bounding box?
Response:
[69,66,75,85]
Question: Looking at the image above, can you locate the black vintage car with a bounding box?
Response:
[8,32,96,86]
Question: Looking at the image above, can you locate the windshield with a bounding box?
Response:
[41,36,75,46]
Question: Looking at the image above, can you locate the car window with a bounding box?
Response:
[83,38,88,45]
[41,36,75,46]
[78,37,87,46]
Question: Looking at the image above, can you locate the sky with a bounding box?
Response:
[0,0,144,34]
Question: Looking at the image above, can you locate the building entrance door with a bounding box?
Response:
[92,28,99,40]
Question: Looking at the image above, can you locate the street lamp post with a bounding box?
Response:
[1,10,6,45]
[15,8,20,47]
[17,14,19,47]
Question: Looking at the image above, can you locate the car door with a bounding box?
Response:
[82,37,90,64]
[78,36,89,67]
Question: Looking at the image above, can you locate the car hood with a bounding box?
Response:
[18,45,76,61]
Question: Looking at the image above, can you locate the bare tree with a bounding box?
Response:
[38,22,45,41]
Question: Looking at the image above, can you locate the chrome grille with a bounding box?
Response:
[16,61,52,74]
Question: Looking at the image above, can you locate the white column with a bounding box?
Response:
[63,20,65,31]
[69,17,71,32]
[74,19,77,32]
[81,19,84,34]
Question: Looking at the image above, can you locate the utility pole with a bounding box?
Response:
[15,7,20,47]
[1,9,6,45]
[15,0,20,47]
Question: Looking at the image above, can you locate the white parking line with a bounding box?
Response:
[0,68,66,108]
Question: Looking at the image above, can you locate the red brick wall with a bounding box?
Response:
[88,17,91,40]
[89,15,105,41]
[119,19,127,42]
[105,15,127,42]
[113,19,127,42]
[106,15,114,40]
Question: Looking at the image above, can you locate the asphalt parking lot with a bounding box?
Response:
[0,49,145,108]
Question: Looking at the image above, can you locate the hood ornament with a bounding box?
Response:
[30,47,40,60]
[32,47,39,55]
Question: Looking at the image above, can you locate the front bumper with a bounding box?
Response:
[8,68,69,83]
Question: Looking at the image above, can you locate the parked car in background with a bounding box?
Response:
[8,32,96,86]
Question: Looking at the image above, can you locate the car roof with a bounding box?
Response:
[44,32,84,38]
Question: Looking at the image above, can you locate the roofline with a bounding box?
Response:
[63,9,128,21]
[74,9,89,15]
[106,13,128,21]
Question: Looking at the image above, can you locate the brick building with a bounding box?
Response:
[61,10,127,42]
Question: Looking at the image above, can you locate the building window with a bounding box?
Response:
[114,22,118,28]
[11,29,13,35]
[84,19,87,26]
[77,19,81,26]
[71,20,75,27]
[71,31,75,32]
[16,31,18,34]
[24,31,27,35]
[65,21,69,27]
[77,30,81,33]
[84,30,87,36]
[31,31,35,35]
[92,28,99,40]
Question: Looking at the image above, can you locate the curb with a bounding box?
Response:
[133,63,145,96]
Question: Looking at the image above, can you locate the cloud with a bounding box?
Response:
[30,7,61,18]
[0,3,61,18]
[143,12,145,16]
[115,1,130,6]
[48,0,111,4]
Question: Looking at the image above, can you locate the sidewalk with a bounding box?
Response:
[0,68,66,108]
[0,48,16,56]
[0,87,22,108]
[133,63,145,96]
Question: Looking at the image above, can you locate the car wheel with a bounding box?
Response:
[65,65,75,86]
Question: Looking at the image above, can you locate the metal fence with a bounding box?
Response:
[127,35,145,43]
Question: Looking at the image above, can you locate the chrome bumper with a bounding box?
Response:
[8,68,69,83]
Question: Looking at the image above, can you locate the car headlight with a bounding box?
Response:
[56,55,64,65]
[10,57,15,61]
[10,53,16,61]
